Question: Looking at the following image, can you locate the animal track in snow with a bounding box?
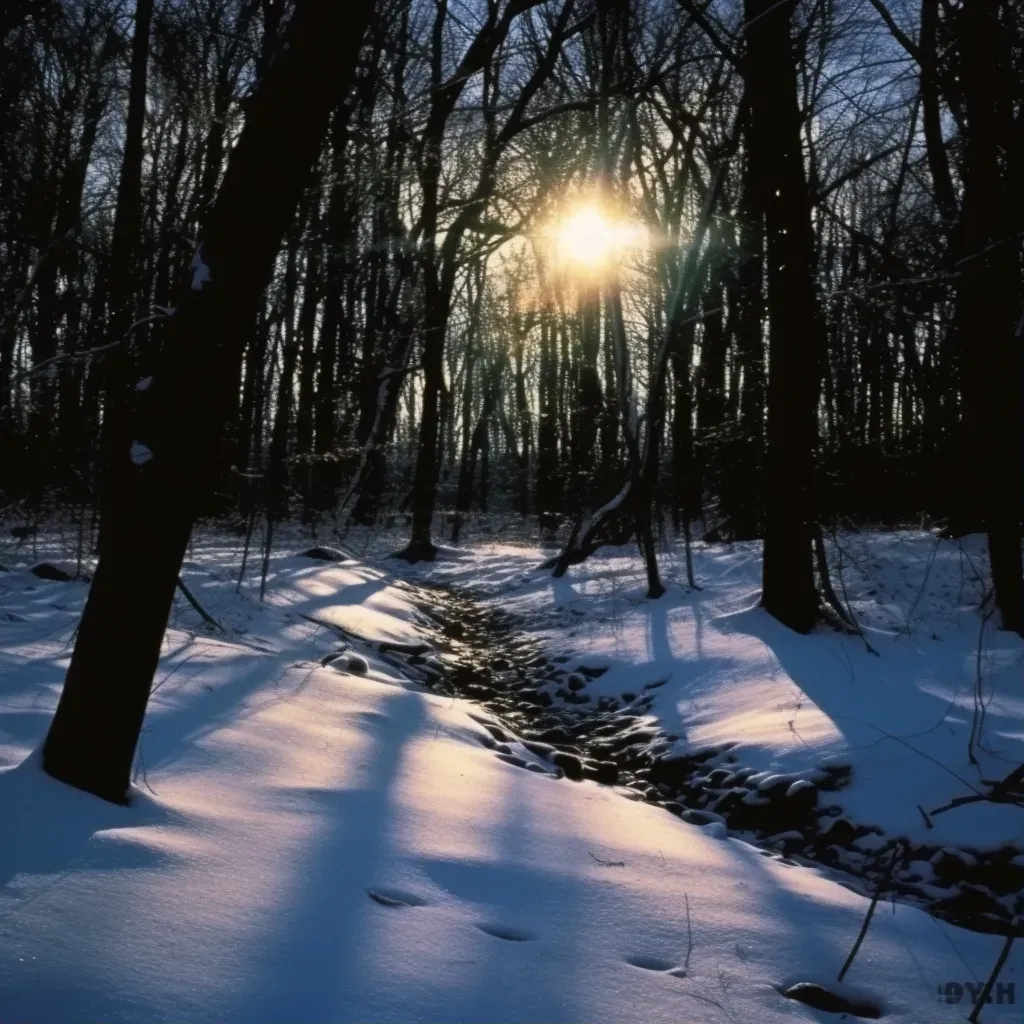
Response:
[366,888,429,908]
[625,954,687,976]
[474,922,537,942]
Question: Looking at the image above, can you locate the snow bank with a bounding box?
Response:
[421,532,1024,852]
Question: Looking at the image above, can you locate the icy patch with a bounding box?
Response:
[135,376,153,391]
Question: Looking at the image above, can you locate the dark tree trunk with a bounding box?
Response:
[41,0,374,804]
[670,320,697,529]
[744,0,822,633]
[733,150,765,540]
[958,0,1023,634]
[96,0,154,557]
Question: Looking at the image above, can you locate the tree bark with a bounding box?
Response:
[42,0,374,804]
[744,0,822,633]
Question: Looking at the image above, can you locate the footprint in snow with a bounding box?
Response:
[625,954,687,977]
[475,922,537,942]
[366,888,429,908]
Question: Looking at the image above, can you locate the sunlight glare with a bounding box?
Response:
[551,204,647,275]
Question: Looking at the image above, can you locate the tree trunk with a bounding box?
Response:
[958,0,1023,634]
[41,0,374,804]
[96,0,154,557]
[744,0,822,633]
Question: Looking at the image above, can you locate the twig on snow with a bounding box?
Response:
[838,842,903,983]
[176,576,225,631]
[967,918,1019,1024]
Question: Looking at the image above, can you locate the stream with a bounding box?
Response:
[315,559,1022,939]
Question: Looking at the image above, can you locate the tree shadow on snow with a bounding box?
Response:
[0,750,183,906]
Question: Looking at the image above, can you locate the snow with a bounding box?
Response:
[129,440,153,465]
[136,375,153,391]
[420,531,1024,852]
[0,531,1021,1022]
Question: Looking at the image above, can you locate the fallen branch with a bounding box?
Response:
[176,576,224,631]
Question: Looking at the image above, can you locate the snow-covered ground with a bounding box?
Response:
[0,528,1021,1022]
[420,531,1024,853]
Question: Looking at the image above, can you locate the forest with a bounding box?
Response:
[2,0,1019,618]
[1,1,1024,1021]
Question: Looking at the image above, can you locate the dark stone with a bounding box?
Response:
[9,525,38,540]
[621,692,636,702]
[930,848,979,886]
[566,672,587,691]
[522,689,553,707]
[302,546,347,561]
[784,781,819,816]
[758,776,793,797]
[933,882,1000,924]
[818,764,854,790]
[649,756,699,787]
[616,746,653,770]
[779,983,881,1019]
[707,768,732,787]
[820,817,857,848]
[977,851,1024,893]
[551,752,585,781]
[577,664,608,678]
[31,562,74,582]
[536,727,574,746]
[584,760,619,785]
[681,809,724,826]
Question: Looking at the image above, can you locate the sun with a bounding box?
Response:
[550,204,647,276]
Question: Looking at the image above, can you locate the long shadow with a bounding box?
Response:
[227,686,425,1023]
[718,607,990,753]
[138,646,325,776]
[0,752,179,910]
[409,769,595,1023]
